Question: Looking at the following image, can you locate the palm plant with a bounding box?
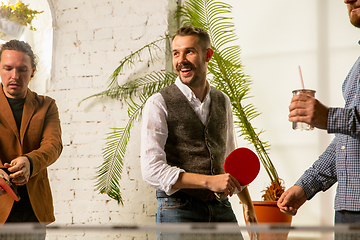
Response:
[81,0,284,204]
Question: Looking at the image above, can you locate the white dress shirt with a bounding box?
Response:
[141,77,236,195]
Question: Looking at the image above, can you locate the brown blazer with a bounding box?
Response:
[0,84,63,224]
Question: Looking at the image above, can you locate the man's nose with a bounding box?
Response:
[11,69,19,79]
[178,53,187,63]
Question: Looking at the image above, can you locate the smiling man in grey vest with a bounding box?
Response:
[141,26,257,240]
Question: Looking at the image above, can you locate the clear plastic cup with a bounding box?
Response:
[292,89,316,131]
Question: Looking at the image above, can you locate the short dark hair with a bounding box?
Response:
[172,26,211,51]
[0,40,37,69]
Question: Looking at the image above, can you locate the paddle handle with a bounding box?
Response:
[215,186,244,200]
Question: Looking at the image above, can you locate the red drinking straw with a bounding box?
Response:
[298,65,305,89]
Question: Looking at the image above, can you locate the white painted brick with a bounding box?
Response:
[77,30,94,41]
[58,20,88,33]
[69,52,89,65]
[87,17,123,30]
[93,3,114,17]
[68,179,95,191]
[52,0,84,10]
[67,63,102,77]
[56,32,78,50]
[52,212,73,225]
[88,51,108,65]
[49,157,72,171]
[77,167,97,180]
[77,5,97,21]
[80,39,116,54]
[54,201,71,215]
[75,143,104,156]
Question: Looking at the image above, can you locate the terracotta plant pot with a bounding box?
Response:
[244,201,292,240]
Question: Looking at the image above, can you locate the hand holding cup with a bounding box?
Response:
[289,89,329,130]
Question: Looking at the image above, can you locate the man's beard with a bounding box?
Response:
[348,8,360,28]
[179,74,203,88]
[177,62,204,88]
[350,17,360,28]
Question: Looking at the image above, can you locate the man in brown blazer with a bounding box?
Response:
[0,40,62,230]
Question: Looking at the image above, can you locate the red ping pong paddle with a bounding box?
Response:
[0,172,20,201]
[224,147,260,190]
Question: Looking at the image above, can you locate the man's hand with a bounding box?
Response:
[205,173,242,197]
[277,185,307,216]
[0,169,9,196]
[4,156,30,186]
[288,93,329,130]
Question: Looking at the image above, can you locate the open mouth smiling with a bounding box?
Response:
[177,63,195,74]
[180,67,191,73]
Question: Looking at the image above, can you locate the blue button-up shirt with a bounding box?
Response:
[296,56,360,211]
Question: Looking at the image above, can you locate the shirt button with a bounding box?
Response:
[341,146,345,150]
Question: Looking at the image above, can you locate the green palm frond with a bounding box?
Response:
[92,71,176,203]
[95,95,143,204]
[177,0,237,52]
[78,36,171,106]
[107,35,171,88]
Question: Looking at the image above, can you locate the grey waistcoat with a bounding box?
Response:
[160,83,227,201]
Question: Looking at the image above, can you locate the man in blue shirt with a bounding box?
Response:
[277,0,360,234]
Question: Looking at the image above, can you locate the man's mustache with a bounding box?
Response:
[176,62,195,71]
[8,81,20,85]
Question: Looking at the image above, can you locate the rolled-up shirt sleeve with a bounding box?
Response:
[141,93,185,195]
[224,93,236,157]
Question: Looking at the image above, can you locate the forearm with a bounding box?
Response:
[295,139,337,199]
[328,107,360,139]
[237,187,254,211]
[173,172,242,198]
[237,187,257,224]
[172,172,210,189]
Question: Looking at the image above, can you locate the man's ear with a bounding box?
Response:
[31,66,36,78]
[205,48,214,62]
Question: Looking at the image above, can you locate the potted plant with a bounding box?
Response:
[0,1,43,40]
[80,0,286,210]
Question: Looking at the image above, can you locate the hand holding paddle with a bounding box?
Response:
[215,147,260,199]
[0,170,21,201]
[5,156,31,186]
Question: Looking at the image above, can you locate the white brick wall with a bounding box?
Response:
[28,0,177,239]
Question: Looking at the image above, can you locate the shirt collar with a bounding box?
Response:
[174,77,211,102]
